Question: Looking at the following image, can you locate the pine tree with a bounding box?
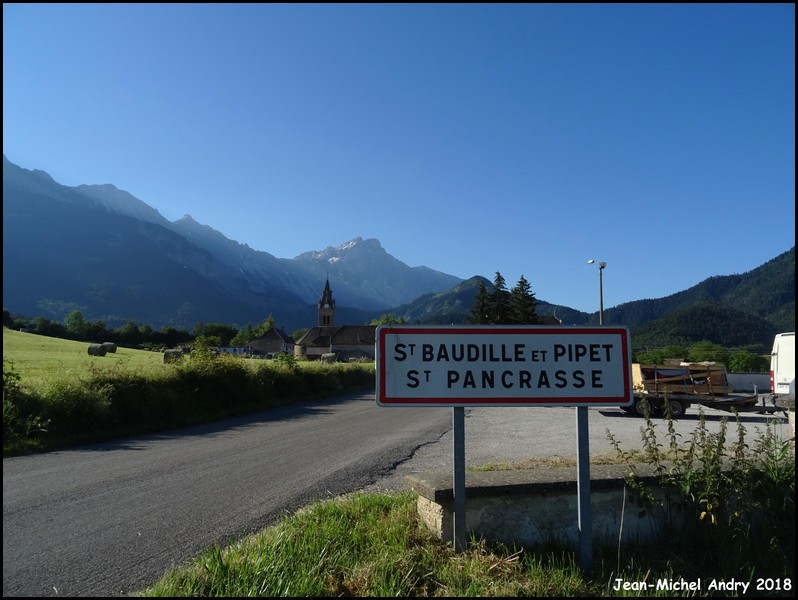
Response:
[509,275,538,324]
[468,281,491,324]
[487,272,510,324]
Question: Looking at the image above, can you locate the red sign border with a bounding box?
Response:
[376,325,633,407]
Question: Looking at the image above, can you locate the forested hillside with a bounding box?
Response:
[602,247,795,334]
[630,302,779,351]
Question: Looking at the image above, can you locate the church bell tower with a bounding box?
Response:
[318,277,336,327]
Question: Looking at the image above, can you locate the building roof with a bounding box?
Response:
[330,325,376,345]
[318,277,335,308]
[295,326,338,348]
[296,325,376,348]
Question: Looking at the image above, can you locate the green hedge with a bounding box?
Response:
[3,355,376,455]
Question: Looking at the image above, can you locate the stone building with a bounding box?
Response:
[294,278,376,360]
[248,327,295,356]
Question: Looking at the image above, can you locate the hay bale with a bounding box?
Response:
[87,343,107,356]
[101,342,117,353]
[163,348,183,364]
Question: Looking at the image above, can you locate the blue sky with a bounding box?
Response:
[3,4,795,314]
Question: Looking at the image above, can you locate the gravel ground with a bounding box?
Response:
[363,400,791,493]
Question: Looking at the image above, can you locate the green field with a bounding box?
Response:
[3,328,167,390]
[4,327,376,455]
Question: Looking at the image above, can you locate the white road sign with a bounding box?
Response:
[376,325,633,407]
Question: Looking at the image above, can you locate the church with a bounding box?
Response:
[293,278,376,361]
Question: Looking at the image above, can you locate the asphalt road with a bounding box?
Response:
[3,392,789,597]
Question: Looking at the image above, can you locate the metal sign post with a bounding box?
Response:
[452,406,466,552]
[576,405,593,574]
[375,325,632,564]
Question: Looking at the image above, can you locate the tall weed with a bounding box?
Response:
[607,399,795,580]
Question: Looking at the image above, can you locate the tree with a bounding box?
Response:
[487,272,510,324]
[139,323,154,341]
[687,340,729,365]
[229,316,275,347]
[370,313,407,326]
[230,328,253,347]
[468,281,490,324]
[194,335,222,349]
[634,344,689,364]
[33,317,66,338]
[117,321,142,347]
[509,275,538,324]
[161,326,185,349]
[254,316,275,337]
[727,349,769,373]
[87,320,111,342]
[291,328,309,341]
[196,323,238,346]
[64,310,89,340]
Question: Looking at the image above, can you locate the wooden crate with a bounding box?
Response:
[632,362,733,396]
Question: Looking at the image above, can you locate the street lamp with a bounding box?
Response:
[580,258,607,573]
[587,260,606,325]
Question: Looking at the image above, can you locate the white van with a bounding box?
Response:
[770,332,795,400]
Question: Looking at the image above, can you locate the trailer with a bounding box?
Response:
[622,361,786,418]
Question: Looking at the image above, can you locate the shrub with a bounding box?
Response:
[4,355,376,455]
[40,376,114,438]
[3,358,23,444]
[4,359,50,451]
[607,402,795,578]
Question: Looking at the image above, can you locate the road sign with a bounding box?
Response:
[376,325,632,407]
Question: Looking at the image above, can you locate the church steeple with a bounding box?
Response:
[317,276,336,327]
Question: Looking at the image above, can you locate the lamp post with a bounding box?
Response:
[587,260,606,325]
[576,258,608,576]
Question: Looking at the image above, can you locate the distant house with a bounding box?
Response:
[249,327,295,356]
[294,277,376,361]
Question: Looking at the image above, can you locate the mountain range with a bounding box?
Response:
[3,155,794,349]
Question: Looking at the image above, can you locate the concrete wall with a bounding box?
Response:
[405,465,685,549]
